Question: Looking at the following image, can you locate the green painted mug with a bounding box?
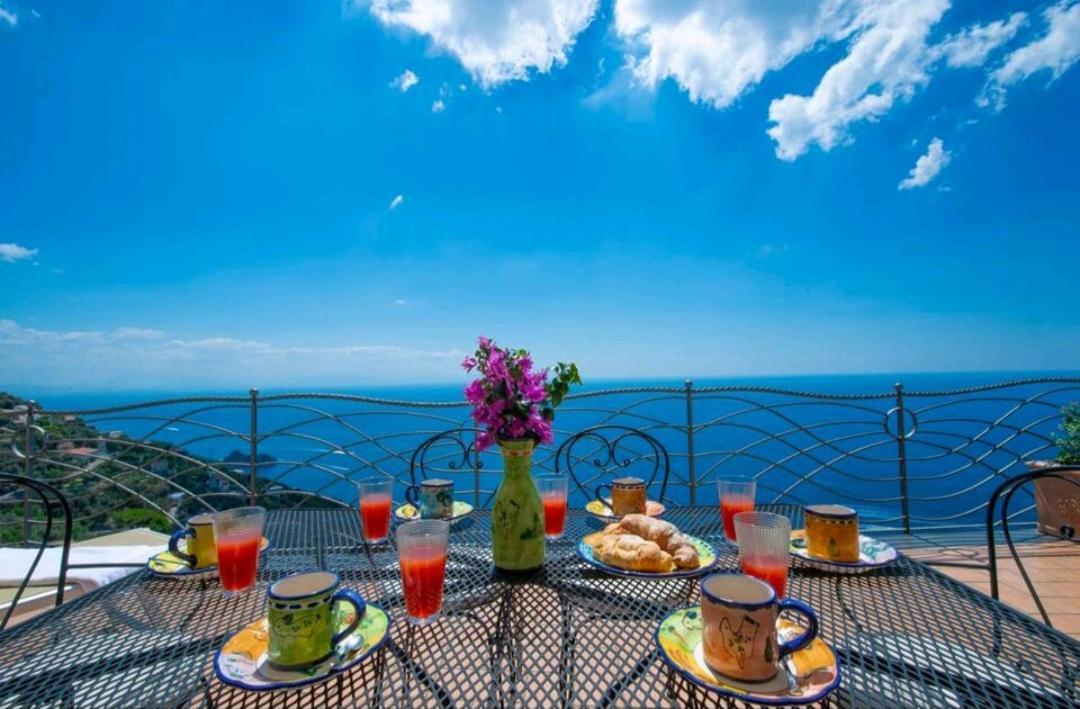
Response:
[267,572,367,670]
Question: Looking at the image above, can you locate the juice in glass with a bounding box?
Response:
[734,511,791,599]
[217,534,261,592]
[212,506,265,596]
[361,496,392,540]
[401,550,447,620]
[721,498,754,541]
[718,479,756,541]
[542,494,567,538]
[397,519,450,625]
[742,558,788,598]
[537,475,569,541]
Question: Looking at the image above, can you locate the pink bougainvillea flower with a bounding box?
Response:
[463,336,578,452]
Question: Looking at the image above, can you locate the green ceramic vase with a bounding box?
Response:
[492,438,545,571]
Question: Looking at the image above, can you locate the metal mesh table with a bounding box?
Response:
[1,507,1078,707]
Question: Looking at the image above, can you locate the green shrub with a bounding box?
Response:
[111,507,172,534]
[1055,403,1080,465]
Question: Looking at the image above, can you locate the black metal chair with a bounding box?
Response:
[0,473,73,631]
[553,425,672,508]
[407,428,490,509]
[987,465,1080,628]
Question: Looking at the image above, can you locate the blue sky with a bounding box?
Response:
[1,0,1079,391]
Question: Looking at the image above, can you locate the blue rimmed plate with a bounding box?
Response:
[577,535,718,579]
[789,530,897,575]
[214,603,390,692]
[656,607,841,706]
[147,537,271,578]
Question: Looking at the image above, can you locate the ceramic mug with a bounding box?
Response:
[805,504,860,563]
[595,477,647,516]
[700,573,818,682]
[168,513,217,568]
[405,478,455,519]
[267,571,367,670]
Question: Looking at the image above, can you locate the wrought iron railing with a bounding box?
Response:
[1,377,1077,541]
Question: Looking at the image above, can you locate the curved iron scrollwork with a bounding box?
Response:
[0,473,73,631]
[408,428,492,508]
[409,429,485,483]
[986,465,1080,628]
[1,377,1077,537]
[554,425,671,504]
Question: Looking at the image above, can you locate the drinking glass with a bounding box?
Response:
[212,506,266,596]
[536,475,568,540]
[734,511,791,598]
[718,478,756,541]
[397,520,450,626]
[357,478,393,543]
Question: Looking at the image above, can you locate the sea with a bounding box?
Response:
[22,371,1080,531]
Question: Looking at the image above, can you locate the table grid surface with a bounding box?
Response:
[0,507,1078,708]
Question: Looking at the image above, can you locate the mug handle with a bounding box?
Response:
[168,527,197,567]
[331,588,368,649]
[776,598,818,658]
[405,486,420,506]
[594,484,612,506]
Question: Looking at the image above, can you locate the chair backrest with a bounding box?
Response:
[0,473,73,631]
[554,425,671,507]
[407,429,490,508]
[986,465,1080,628]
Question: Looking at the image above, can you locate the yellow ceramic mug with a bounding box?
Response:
[595,477,647,517]
[804,504,860,563]
[168,513,218,568]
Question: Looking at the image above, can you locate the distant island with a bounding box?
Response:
[0,392,316,542]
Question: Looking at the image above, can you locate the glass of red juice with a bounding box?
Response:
[536,475,568,541]
[718,478,756,541]
[397,519,449,626]
[357,479,393,544]
[212,506,266,597]
[734,511,791,598]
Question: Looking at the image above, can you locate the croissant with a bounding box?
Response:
[616,514,700,569]
[586,533,675,573]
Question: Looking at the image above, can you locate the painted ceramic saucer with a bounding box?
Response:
[394,500,474,523]
[585,498,666,521]
[789,530,897,574]
[147,537,271,578]
[577,535,717,579]
[215,603,390,692]
[656,607,841,706]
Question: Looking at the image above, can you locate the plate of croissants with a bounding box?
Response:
[578,514,718,578]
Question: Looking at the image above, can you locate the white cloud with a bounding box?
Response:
[389,194,405,210]
[931,12,1027,68]
[756,243,790,259]
[111,327,167,341]
[390,69,420,92]
[899,137,951,190]
[613,1,959,161]
[767,0,949,161]
[0,243,38,263]
[614,0,860,110]
[981,0,1080,110]
[431,99,445,113]
[393,298,410,306]
[0,4,17,27]
[363,0,599,88]
[0,319,462,388]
